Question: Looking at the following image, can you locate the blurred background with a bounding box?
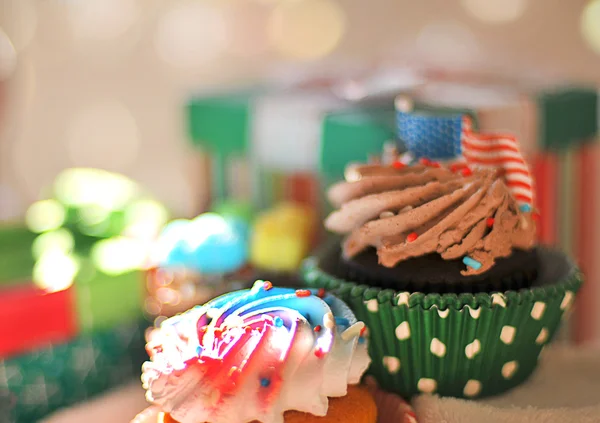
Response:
[1,0,600,217]
[1,0,600,421]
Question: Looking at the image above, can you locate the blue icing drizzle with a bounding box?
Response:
[170,282,358,334]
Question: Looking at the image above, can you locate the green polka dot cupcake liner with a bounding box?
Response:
[300,247,583,399]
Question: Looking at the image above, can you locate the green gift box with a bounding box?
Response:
[0,226,36,286]
[75,264,144,333]
[320,107,397,185]
[0,320,147,423]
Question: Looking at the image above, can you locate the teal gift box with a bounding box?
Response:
[0,320,147,423]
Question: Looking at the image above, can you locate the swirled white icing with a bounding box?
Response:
[141,281,371,423]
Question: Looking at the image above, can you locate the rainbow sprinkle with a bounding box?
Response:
[520,204,532,213]
[463,256,482,270]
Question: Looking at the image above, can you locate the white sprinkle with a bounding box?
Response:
[323,312,335,329]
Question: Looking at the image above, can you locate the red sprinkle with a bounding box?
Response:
[213,328,223,337]
[406,232,418,243]
[450,163,466,173]
[263,281,273,291]
[314,348,326,359]
[532,213,540,221]
[244,326,252,333]
[295,289,311,298]
[392,161,405,169]
[461,167,473,177]
[430,161,441,168]
[314,325,322,332]
[317,288,326,298]
[486,217,495,228]
[420,158,431,166]
[360,326,367,337]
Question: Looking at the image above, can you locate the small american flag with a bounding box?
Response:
[460,116,534,206]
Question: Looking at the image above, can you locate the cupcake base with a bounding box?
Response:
[337,245,539,294]
[143,385,377,423]
[301,245,582,399]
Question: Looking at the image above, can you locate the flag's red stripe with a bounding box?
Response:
[506,180,533,190]
[464,154,527,165]
[514,193,533,203]
[464,131,518,142]
[462,140,520,153]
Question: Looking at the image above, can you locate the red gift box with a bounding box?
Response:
[0,284,77,358]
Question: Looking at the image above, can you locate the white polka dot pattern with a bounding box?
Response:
[418,378,437,393]
[561,291,574,310]
[500,326,516,344]
[396,292,410,306]
[465,339,481,359]
[366,299,378,312]
[395,321,411,340]
[491,293,507,308]
[502,361,518,379]
[463,380,482,397]
[536,328,548,344]
[530,302,546,320]
[430,338,446,357]
[383,356,401,374]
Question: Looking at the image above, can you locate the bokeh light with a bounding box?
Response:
[66,0,141,41]
[0,27,17,81]
[581,0,600,55]
[0,0,37,51]
[54,168,138,211]
[66,100,140,171]
[33,249,79,293]
[25,199,66,233]
[91,236,148,275]
[123,199,169,242]
[461,0,528,24]
[155,1,230,69]
[416,21,480,68]
[31,229,75,260]
[267,0,346,61]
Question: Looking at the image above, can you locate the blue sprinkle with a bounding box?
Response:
[520,204,532,213]
[463,256,482,270]
[273,316,284,327]
[196,346,203,355]
[335,317,350,327]
[260,378,271,387]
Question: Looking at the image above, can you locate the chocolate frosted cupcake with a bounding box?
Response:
[325,161,538,293]
[301,157,582,399]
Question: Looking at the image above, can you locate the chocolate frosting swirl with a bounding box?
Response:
[325,162,536,275]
